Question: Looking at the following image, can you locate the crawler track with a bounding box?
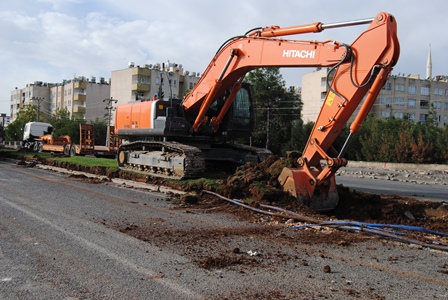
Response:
[117,141,205,179]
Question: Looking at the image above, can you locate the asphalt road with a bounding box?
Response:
[1,159,448,299]
[336,176,448,202]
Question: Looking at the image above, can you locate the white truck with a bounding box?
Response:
[22,122,53,149]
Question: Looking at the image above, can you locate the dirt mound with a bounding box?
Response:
[217,155,295,202]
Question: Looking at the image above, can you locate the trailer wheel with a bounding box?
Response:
[37,143,43,153]
[70,144,77,157]
[64,144,71,156]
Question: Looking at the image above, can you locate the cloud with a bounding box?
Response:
[1,0,448,114]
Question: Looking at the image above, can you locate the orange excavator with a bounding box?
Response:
[115,12,399,211]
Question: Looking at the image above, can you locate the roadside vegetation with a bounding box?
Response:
[51,156,119,171]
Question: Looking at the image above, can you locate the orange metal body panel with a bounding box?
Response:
[115,101,154,133]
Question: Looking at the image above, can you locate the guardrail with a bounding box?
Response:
[1,141,22,149]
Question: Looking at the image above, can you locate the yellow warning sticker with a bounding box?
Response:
[326,91,336,107]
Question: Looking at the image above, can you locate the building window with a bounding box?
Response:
[139,76,148,83]
[421,86,430,95]
[394,112,404,119]
[419,114,428,122]
[394,98,405,105]
[444,115,448,125]
[445,90,448,97]
[321,77,327,87]
[408,85,416,94]
[381,111,390,119]
[382,82,391,90]
[320,91,327,101]
[420,100,429,109]
[407,99,416,108]
[434,88,443,95]
[395,83,405,92]
[380,97,391,104]
[445,102,448,110]
[433,101,442,109]
[407,113,415,122]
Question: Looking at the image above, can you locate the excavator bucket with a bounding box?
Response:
[278,167,339,212]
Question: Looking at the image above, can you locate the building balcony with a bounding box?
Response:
[132,83,150,92]
[74,81,87,89]
[132,67,151,76]
[74,94,86,102]
[73,105,86,113]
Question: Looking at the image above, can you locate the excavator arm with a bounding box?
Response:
[183,12,399,211]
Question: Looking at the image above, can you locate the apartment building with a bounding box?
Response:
[10,77,111,123]
[10,81,52,121]
[9,62,200,124]
[0,113,10,127]
[50,76,111,122]
[110,62,200,107]
[301,68,448,127]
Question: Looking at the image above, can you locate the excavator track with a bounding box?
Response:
[117,141,205,179]
[230,144,273,162]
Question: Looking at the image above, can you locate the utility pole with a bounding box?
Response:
[103,97,118,147]
[31,97,45,122]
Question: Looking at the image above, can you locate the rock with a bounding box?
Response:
[404,210,415,220]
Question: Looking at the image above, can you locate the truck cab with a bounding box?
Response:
[22,122,53,149]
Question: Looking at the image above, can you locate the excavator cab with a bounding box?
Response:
[209,83,254,141]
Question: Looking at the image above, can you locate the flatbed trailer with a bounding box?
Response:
[68,124,118,158]
[35,135,72,155]
[35,124,118,158]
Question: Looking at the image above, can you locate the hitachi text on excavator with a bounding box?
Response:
[114,12,400,211]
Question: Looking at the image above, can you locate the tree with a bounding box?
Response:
[5,105,38,141]
[346,114,448,164]
[91,119,108,146]
[244,68,303,155]
[50,108,85,144]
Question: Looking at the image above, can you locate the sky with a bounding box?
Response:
[1,0,447,114]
